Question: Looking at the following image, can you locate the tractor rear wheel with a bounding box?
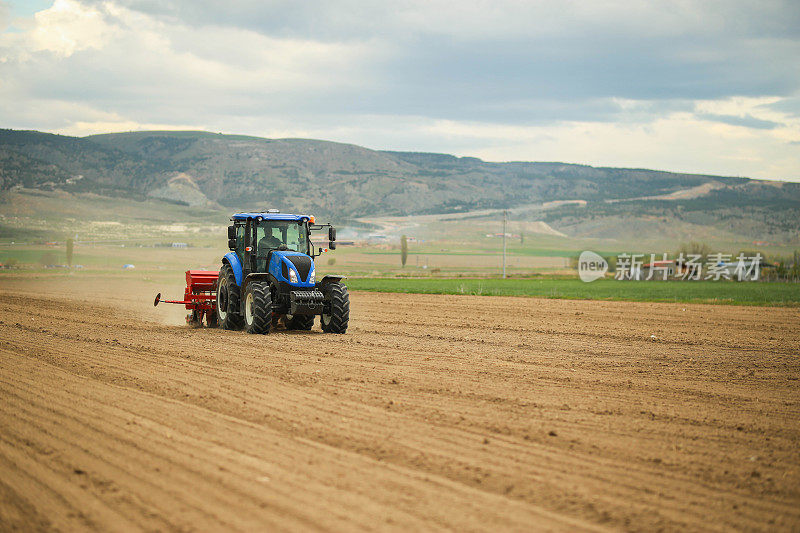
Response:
[286,314,314,331]
[216,264,243,330]
[321,283,349,334]
[244,281,272,334]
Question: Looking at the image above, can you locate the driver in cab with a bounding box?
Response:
[258,230,285,255]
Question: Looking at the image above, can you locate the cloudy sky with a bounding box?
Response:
[1,0,799,180]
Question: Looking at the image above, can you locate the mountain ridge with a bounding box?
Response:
[1,128,798,243]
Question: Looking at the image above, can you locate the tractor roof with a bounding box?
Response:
[231,212,311,222]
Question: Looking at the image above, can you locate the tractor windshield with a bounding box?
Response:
[256,220,309,255]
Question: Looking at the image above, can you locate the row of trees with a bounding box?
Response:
[768,251,800,281]
[677,242,800,281]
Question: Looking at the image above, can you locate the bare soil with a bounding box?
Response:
[1,275,798,531]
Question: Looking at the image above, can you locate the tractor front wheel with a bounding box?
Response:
[321,283,349,334]
[244,281,272,334]
[216,264,243,330]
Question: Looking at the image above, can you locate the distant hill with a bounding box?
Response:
[1,128,799,242]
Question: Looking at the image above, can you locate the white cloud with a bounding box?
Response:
[57,118,203,136]
[30,0,111,57]
[0,2,9,31]
[0,0,798,181]
[421,110,800,181]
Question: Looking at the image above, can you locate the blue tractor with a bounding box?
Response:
[215,210,349,334]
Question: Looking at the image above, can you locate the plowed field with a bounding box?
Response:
[1,276,798,531]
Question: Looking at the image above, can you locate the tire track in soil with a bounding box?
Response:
[1,283,799,531]
[1,348,593,532]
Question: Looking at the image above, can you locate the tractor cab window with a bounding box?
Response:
[256,220,308,258]
[235,224,245,259]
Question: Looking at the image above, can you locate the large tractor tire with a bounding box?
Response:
[321,283,349,334]
[243,281,272,334]
[216,264,243,330]
[285,314,314,331]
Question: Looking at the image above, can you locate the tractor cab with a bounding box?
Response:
[215,210,349,334]
[229,213,315,281]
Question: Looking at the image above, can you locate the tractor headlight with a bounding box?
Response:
[288,268,298,283]
[309,270,315,284]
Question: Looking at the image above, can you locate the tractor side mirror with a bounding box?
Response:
[328,227,337,250]
[227,225,236,239]
[228,238,236,250]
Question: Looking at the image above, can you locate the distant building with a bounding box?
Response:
[172,242,188,248]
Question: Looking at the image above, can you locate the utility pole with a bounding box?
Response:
[502,209,507,279]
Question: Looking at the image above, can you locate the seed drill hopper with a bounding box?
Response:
[154,270,219,327]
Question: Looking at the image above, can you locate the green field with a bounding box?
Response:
[345,278,800,306]
[2,188,798,307]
